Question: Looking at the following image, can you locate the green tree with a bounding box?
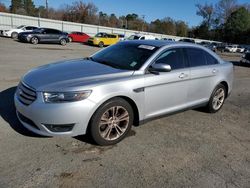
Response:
[23,0,36,16]
[224,7,250,43]
[175,21,188,37]
[10,0,22,13]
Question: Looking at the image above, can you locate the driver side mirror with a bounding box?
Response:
[148,63,171,75]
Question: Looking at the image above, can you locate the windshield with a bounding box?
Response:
[17,25,25,29]
[91,43,158,70]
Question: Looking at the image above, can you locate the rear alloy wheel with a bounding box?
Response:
[60,38,67,46]
[11,32,18,39]
[90,98,134,145]
[98,41,104,48]
[207,84,226,113]
[31,37,39,45]
[68,37,72,42]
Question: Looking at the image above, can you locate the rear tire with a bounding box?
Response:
[90,98,134,145]
[30,37,39,45]
[206,84,226,113]
[60,38,67,46]
[98,41,104,48]
[11,32,18,39]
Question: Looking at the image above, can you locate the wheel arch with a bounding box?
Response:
[219,81,229,98]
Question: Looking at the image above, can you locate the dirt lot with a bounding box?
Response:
[0,37,249,188]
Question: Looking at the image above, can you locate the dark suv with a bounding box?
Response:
[18,28,69,45]
[240,52,250,65]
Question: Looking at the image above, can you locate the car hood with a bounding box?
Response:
[22,58,134,92]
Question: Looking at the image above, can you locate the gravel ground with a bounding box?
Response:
[0,37,249,188]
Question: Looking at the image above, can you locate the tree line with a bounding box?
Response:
[0,0,250,44]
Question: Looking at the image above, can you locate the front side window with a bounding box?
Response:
[186,48,206,67]
[95,33,106,37]
[155,48,186,70]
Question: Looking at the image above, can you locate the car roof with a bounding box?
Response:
[119,40,201,48]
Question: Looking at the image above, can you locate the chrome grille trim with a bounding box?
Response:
[17,82,37,105]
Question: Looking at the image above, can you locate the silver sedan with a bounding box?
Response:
[15,40,234,145]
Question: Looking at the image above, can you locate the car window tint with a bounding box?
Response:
[47,29,60,34]
[204,51,218,65]
[25,27,32,30]
[140,37,145,40]
[155,48,185,70]
[186,48,206,67]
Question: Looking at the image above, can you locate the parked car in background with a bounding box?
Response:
[68,32,90,43]
[117,34,125,41]
[225,45,238,53]
[18,28,69,45]
[87,32,119,47]
[236,46,245,53]
[216,43,227,53]
[179,38,195,43]
[162,38,175,41]
[240,52,250,65]
[2,25,38,39]
[15,40,233,145]
[127,34,157,40]
[203,43,217,52]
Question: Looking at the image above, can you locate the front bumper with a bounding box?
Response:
[2,31,11,37]
[14,92,96,137]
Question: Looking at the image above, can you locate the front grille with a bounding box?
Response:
[17,82,37,105]
[17,112,40,130]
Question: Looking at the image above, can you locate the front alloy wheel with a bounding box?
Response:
[90,98,134,145]
[60,39,67,46]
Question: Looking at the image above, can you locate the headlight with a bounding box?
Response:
[43,90,91,103]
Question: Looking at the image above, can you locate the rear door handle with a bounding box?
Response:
[179,73,188,79]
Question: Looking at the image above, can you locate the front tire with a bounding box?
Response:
[206,84,226,113]
[98,41,104,48]
[90,98,134,145]
[60,38,67,46]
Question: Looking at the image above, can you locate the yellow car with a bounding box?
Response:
[88,32,119,47]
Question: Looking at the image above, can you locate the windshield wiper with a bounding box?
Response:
[97,60,124,70]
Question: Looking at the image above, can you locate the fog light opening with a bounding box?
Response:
[43,124,75,132]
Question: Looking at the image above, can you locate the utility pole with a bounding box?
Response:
[45,0,48,18]
[141,15,145,32]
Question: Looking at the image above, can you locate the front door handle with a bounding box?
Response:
[179,73,188,79]
[212,69,218,74]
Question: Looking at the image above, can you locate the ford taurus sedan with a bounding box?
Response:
[15,40,234,145]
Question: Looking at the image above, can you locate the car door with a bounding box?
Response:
[185,47,220,105]
[49,29,61,42]
[39,29,51,42]
[144,48,190,119]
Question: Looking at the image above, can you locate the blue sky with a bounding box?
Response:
[2,0,250,26]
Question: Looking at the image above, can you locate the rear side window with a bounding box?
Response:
[155,48,186,70]
[204,52,218,65]
[186,48,206,67]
